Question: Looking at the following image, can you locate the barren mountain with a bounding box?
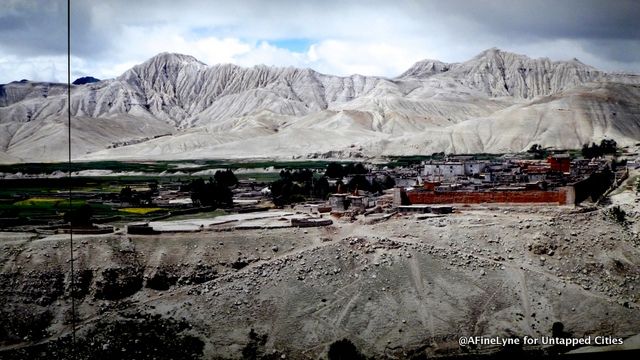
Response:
[1,48,638,162]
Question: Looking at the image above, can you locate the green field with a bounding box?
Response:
[235,172,281,182]
[384,153,510,167]
[0,197,84,218]
[0,159,356,176]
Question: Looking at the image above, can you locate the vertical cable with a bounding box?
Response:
[67,0,77,356]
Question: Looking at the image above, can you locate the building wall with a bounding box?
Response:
[548,157,571,173]
[464,162,485,175]
[572,170,613,203]
[393,188,403,207]
[406,188,570,205]
[424,161,486,179]
[329,195,347,211]
[395,177,417,187]
[423,163,465,180]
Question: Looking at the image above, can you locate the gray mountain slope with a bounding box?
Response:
[1,48,639,163]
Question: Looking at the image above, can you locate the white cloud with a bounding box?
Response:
[306,40,432,77]
[0,54,67,83]
[113,25,253,66]
[1,0,638,83]
[235,41,306,69]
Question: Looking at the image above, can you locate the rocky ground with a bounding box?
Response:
[1,194,640,358]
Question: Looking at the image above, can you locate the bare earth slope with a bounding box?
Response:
[1,49,639,162]
[1,202,639,358]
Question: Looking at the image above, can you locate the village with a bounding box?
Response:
[0,146,628,235]
[2,151,639,359]
[2,147,639,359]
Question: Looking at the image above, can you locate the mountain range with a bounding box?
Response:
[1,47,639,163]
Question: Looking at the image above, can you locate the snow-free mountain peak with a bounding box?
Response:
[397,59,450,78]
[142,52,207,67]
[1,48,639,163]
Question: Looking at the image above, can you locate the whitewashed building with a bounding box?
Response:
[422,160,487,181]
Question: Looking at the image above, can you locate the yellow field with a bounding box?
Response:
[118,207,164,215]
[13,197,85,207]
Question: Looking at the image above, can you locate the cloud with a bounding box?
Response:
[0,0,67,57]
[235,42,306,68]
[432,0,640,41]
[0,0,638,83]
[0,55,67,83]
[113,25,252,65]
[306,40,432,77]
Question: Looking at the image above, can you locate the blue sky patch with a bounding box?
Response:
[269,38,314,53]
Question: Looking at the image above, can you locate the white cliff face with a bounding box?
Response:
[1,49,639,162]
[399,48,610,99]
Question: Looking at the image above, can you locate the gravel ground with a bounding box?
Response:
[1,198,639,359]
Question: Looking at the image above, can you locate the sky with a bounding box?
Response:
[0,0,639,84]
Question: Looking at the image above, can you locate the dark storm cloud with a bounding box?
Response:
[412,0,640,71]
[0,0,67,56]
[0,0,113,57]
[0,0,638,83]
[429,0,639,40]
[582,39,640,63]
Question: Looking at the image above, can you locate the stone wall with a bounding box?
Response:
[406,188,570,205]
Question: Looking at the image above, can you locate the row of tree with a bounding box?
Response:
[118,170,238,208]
[270,170,329,206]
[113,165,397,209]
[324,162,368,178]
[581,139,617,159]
[181,170,238,207]
[269,168,396,206]
[528,139,618,160]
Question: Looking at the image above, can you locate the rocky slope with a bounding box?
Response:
[1,203,639,358]
[1,49,639,162]
[399,48,609,99]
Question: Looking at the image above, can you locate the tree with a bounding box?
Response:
[431,151,445,159]
[528,144,542,153]
[354,163,368,174]
[344,162,367,175]
[527,144,547,159]
[600,139,617,154]
[370,178,384,194]
[270,177,303,206]
[382,175,396,189]
[214,169,238,188]
[190,178,206,206]
[313,176,331,199]
[582,142,601,159]
[269,169,329,205]
[119,185,143,205]
[189,178,233,208]
[64,204,93,226]
[582,139,617,159]
[291,169,313,183]
[347,175,371,193]
[148,181,159,195]
[119,186,133,203]
[325,163,344,178]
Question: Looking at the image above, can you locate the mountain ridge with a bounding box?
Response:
[1,48,639,163]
